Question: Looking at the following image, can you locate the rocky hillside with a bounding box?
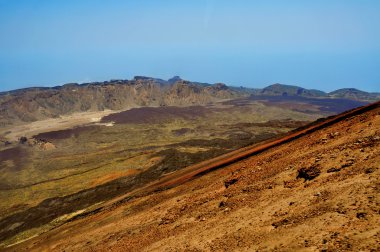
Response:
[0,77,245,126]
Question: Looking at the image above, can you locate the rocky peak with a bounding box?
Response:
[213,83,228,90]
[133,76,154,81]
[168,76,183,84]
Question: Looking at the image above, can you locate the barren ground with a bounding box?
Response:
[1,99,322,246]
[5,103,379,251]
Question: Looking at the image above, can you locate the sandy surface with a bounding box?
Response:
[0,110,121,141]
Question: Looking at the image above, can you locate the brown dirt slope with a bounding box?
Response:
[5,102,380,252]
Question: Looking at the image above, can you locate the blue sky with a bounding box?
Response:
[0,0,379,92]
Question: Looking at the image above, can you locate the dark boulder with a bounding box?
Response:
[297,166,321,181]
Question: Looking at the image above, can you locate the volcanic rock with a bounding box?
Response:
[297,166,321,181]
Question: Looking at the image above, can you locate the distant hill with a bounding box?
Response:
[328,88,380,101]
[260,83,327,97]
[258,83,379,101]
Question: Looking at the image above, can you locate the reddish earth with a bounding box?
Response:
[4,102,380,251]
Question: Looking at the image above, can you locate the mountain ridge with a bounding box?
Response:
[1,77,378,98]
[0,76,379,127]
[0,76,244,126]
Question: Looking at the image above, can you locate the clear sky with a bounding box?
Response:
[0,0,379,92]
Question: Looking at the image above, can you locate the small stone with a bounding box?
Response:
[365,168,375,174]
[327,167,341,173]
[341,161,354,168]
[356,212,367,219]
[19,136,28,144]
[219,201,226,208]
[297,166,321,181]
[224,178,238,188]
[272,218,289,228]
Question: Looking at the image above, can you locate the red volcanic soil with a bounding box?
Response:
[101,106,207,124]
[5,101,380,251]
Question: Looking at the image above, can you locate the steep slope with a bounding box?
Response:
[7,102,379,251]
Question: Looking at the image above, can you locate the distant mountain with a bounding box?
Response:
[0,76,247,126]
[168,76,182,84]
[1,77,378,127]
[257,83,379,101]
[260,83,327,97]
[328,88,380,101]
